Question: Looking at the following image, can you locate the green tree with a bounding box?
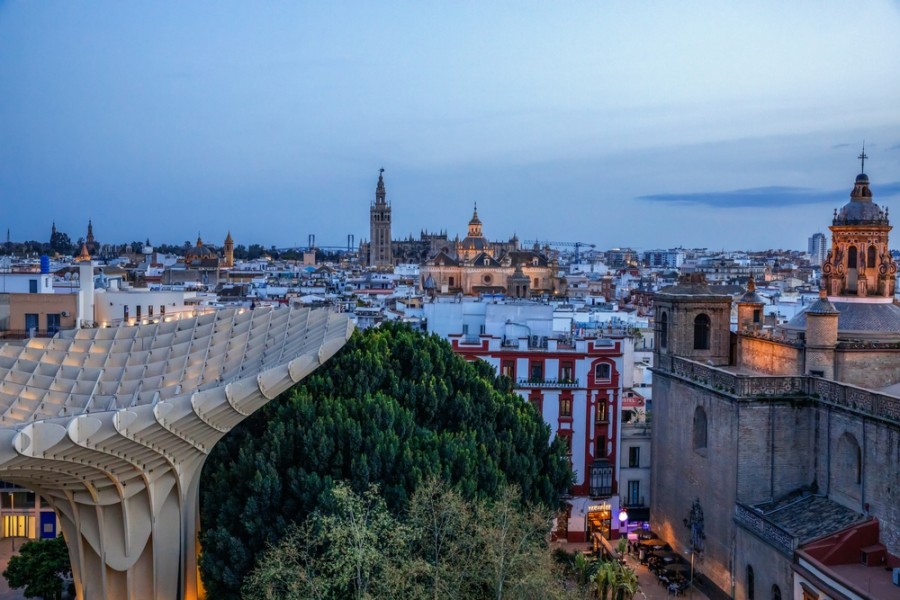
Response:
[200,322,571,599]
[2,536,72,600]
[242,481,566,600]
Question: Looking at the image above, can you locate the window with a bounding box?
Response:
[659,311,668,348]
[148,305,153,317]
[772,585,782,600]
[559,397,572,418]
[848,246,857,268]
[160,305,165,316]
[530,361,543,382]
[595,401,608,424]
[628,446,640,468]
[867,246,876,268]
[753,308,761,324]
[136,305,142,320]
[46,314,61,336]
[449,277,455,287]
[559,361,574,382]
[124,305,129,321]
[693,314,711,350]
[595,435,606,458]
[693,407,708,451]
[462,324,469,335]
[594,363,612,382]
[627,480,640,506]
[589,461,613,498]
[480,324,486,335]
[25,314,39,334]
[533,278,539,288]
[747,565,755,600]
[501,360,515,379]
[29,279,38,293]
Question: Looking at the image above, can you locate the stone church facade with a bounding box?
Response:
[651,168,900,599]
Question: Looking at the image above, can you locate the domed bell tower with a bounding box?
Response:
[737,275,766,332]
[823,150,897,298]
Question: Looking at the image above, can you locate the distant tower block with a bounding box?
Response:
[369,168,392,267]
[0,306,353,600]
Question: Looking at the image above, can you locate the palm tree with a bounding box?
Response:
[615,565,639,600]
[594,561,616,600]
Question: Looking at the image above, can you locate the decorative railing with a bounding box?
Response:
[811,379,900,424]
[734,503,795,556]
[655,355,900,425]
[517,378,580,389]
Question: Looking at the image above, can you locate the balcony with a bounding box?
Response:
[517,377,580,389]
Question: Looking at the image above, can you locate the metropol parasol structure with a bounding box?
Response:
[0,305,353,599]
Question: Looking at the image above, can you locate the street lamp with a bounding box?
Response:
[683,498,705,599]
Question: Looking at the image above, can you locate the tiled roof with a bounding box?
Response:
[755,494,865,543]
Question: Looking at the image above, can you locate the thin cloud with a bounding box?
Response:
[639,182,900,207]
[832,143,851,149]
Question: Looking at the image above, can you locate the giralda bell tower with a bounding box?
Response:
[369,168,392,267]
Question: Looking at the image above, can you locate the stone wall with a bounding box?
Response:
[834,348,900,388]
[736,401,816,505]
[815,406,900,555]
[651,375,737,596]
[737,336,803,376]
[734,527,793,600]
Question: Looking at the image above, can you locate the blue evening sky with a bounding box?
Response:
[2,1,900,252]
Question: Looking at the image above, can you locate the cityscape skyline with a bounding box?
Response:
[3,2,900,250]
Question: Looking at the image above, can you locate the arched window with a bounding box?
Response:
[835,432,862,501]
[693,314,711,350]
[594,363,612,382]
[848,246,857,268]
[772,584,782,600]
[693,406,708,451]
[867,245,877,268]
[659,312,668,349]
[747,565,755,600]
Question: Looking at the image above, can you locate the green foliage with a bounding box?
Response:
[242,480,565,600]
[2,536,72,600]
[200,322,571,599]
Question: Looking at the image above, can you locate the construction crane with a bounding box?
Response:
[522,240,597,262]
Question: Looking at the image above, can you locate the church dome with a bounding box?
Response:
[185,236,219,262]
[833,171,886,225]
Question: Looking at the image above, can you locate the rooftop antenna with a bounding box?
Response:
[858,142,868,174]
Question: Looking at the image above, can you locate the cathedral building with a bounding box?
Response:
[420,206,560,297]
[651,165,900,599]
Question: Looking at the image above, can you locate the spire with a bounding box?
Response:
[469,202,481,225]
[858,143,868,174]
[76,243,91,263]
[375,168,386,205]
[197,233,203,247]
[225,231,233,243]
[86,219,94,243]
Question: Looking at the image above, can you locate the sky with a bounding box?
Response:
[2,1,900,252]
